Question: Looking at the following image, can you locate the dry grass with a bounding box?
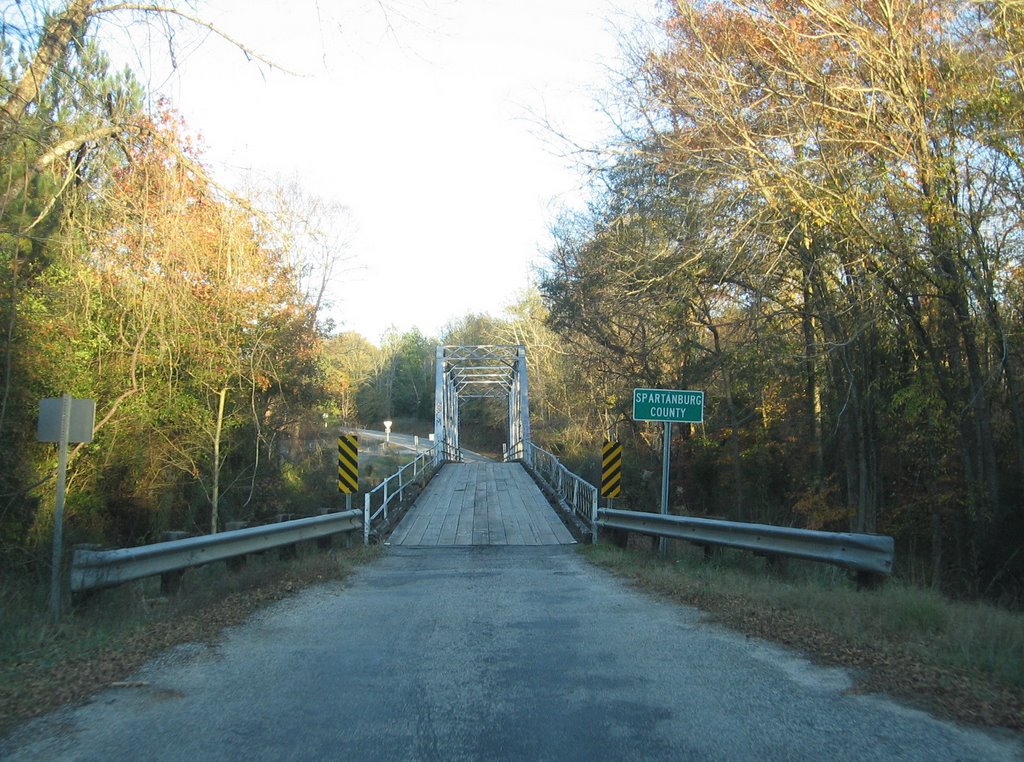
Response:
[582,540,1024,730]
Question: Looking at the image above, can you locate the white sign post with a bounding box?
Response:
[632,388,704,557]
[383,420,393,444]
[37,395,95,622]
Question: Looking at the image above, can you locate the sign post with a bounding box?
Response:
[37,395,95,622]
[632,388,704,557]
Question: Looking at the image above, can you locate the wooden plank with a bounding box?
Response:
[436,482,462,545]
[511,465,575,545]
[472,474,489,545]
[390,462,574,546]
[503,481,533,545]
[416,468,463,546]
[486,470,508,545]
[392,466,455,546]
[496,471,524,545]
[453,466,476,545]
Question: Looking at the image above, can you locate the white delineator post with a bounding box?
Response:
[364,493,371,545]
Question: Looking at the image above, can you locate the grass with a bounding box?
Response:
[0,542,380,737]
[360,444,423,487]
[581,540,1024,730]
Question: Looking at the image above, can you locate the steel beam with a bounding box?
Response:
[597,509,895,575]
[434,345,532,462]
[71,510,363,592]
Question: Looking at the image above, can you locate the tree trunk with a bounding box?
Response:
[0,0,96,136]
[0,247,20,440]
[801,274,824,483]
[211,387,227,534]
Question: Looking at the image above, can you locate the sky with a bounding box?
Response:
[99,0,662,344]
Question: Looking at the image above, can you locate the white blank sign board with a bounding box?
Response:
[37,398,96,443]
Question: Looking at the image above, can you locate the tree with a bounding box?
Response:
[323,332,378,424]
[540,0,1024,595]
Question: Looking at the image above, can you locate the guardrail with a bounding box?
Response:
[71,509,363,594]
[363,446,440,543]
[511,441,893,582]
[518,442,598,542]
[597,508,895,578]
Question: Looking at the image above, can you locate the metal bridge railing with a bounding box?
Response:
[511,440,894,581]
[516,442,598,541]
[597,508,894,577]
[70,510,363,594]
[363,446,440,544]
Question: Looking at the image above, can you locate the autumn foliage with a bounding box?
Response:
[542,0,1024,598]
[0,10,331,565]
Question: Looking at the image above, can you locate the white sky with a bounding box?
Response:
[99,0,661,344]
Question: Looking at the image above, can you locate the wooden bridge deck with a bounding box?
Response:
[390,462,576,546]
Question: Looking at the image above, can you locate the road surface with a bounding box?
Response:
[347,428,492,463]
[390,462,575,546]
[3,546,1019,761]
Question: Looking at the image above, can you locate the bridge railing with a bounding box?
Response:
[363,445,439,543]
[517,442,598,541]
[597,508,894,580]
[70,510,363,595]
[512,440,893,582]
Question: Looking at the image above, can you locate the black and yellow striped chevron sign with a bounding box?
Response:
[601,440,622,498]
[337,435,358,494]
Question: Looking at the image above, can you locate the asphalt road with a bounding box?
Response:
[348,428,492,463]
[3,546,1020,761]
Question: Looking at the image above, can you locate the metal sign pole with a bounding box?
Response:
[659,421,672,558]
[49,393,72,623]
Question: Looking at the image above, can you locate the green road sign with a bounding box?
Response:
[632,388,704,423]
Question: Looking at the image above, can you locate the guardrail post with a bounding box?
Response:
[223,522,248,571]
[227,555,246,572]
[700,544,721,563]
[765,554,787,576]
[160,569,184,595]
[591,490,599,543]
[275,514,297,559]
[363,493,371,545]
[856,570,883,590]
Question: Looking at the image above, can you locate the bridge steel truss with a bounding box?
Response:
[434,345,531,462]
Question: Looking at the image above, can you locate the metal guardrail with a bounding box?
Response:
[71,510,363,593]
[519,442,598,542]
[597,508,895,576]
[363,445,440,543]
[512,441,893,578]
